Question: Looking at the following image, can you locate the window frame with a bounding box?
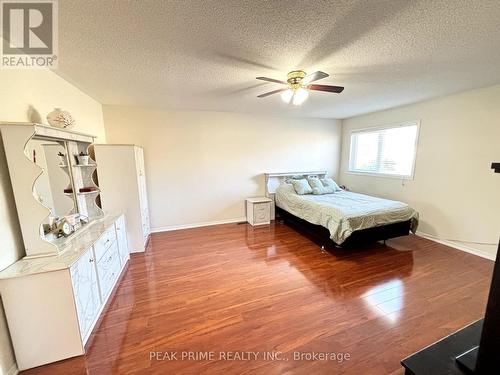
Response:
[347,120,421,180]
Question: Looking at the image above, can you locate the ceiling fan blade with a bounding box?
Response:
[307,84,344,93]
[302,71,329,85]
[256,76,287,85]
[257,88,287,98]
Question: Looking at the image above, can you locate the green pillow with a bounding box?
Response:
[321,178,341,192]
[308,177,331,194]
[291,179,313,195]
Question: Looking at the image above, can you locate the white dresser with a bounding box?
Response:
[93,144,150,252]
[0,123,133,371]
[0,214,129,371]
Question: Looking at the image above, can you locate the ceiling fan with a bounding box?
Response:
[256,70,344,105]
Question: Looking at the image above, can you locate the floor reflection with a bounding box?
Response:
[266,245,277,257]
[362,279,404,323]
[245,222,414,302]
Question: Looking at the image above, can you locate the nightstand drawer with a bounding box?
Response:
[253,203,270,224]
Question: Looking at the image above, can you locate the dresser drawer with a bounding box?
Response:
[96,242,121,300]
[94,226,117,262]
[253,202,270,224]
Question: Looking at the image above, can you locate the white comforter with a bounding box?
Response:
[275,185,419,244]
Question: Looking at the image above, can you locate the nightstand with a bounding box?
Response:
[246,197,272,226]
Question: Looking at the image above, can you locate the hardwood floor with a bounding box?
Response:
[22,222,493,375]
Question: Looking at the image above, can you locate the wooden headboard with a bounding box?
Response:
[264,171,327,220]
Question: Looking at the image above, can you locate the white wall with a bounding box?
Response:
[340,84,500,258]
[103,106,342,230]
[0,70,105,140]
[0,69,105,375]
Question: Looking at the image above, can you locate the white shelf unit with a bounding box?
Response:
[72,164,97,167]
[0,122,104,257]
[93,144,150,253]
[77,190,100,195]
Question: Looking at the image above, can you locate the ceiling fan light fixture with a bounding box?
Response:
[257,70,343,103]
[292,87,309,106]
[281,89,293,104]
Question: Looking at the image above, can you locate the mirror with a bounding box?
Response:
[25,138,77,237]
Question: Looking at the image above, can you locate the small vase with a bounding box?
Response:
[78,155,89,165]
[47,108,76,129]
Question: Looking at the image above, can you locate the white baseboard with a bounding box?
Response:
[6,363,19,375]
[416,231,496,261]
[151,217,247,233]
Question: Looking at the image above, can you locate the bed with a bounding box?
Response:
[265,171,419,248]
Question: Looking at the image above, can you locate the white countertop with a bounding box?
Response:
[246,197,272,203]
[0,213,122,280]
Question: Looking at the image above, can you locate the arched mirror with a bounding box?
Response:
[25,138,77,241]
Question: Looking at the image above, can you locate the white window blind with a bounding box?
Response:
[349,121,419,178]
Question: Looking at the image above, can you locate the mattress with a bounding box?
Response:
[275,185,419,244]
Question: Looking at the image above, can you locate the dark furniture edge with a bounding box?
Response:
[275,206,411,249]
[401,319,483,375]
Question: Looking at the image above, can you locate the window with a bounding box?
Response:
[348,121,419,179]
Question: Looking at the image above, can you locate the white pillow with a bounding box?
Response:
[321,178,342,192]
[307,177,331,194]
[291,179,313,195]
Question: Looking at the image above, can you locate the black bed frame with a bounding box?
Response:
[275,206,412,249]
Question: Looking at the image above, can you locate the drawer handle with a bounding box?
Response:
[105,239,110,244]
[109,255,112,261]
[89,258,94,263]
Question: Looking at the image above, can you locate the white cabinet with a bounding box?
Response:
[0,214,129,371]
[246,197,272,226]
[71,248,101,340]
[115,215,130,266]
[94,144,150,252]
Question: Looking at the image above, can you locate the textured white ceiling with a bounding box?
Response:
[57,0,500,119]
